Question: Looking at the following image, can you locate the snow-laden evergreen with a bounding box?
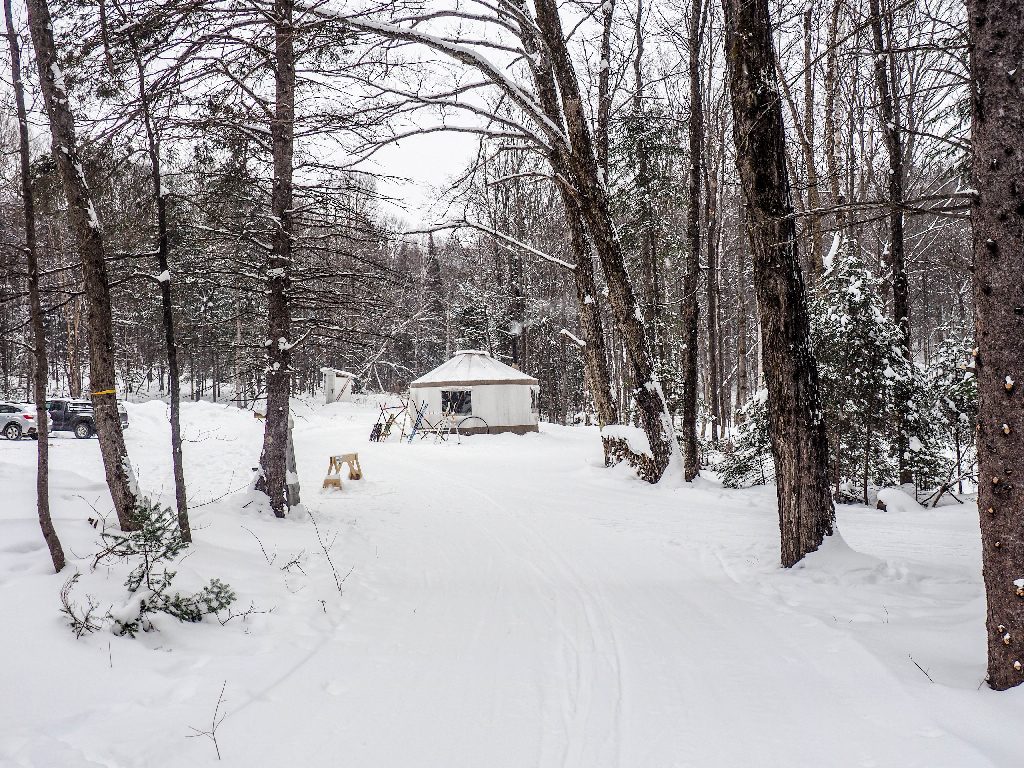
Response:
[812,238,913,500]
[721,241,976,504]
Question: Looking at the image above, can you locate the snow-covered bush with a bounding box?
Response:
[898,372,952,495]
[60,497,236,638]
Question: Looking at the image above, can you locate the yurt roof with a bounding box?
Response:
[410,350,539,388]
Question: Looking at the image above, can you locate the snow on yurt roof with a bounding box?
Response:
[411,350,539,388]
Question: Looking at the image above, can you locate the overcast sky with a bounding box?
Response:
[372,129,480,229]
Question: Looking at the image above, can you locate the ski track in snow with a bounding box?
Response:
[0,397,1021,767]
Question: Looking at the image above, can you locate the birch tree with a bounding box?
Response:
[25,0,139,530]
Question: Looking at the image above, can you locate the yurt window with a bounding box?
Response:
[441,389,472,415]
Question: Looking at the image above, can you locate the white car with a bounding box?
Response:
[0,402,37,440]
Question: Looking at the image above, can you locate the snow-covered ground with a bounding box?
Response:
[0,398,1020,767]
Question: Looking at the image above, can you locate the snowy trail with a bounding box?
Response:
[226,412,998,767]
[1,399,1021,767]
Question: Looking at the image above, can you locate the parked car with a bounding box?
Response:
[0,402,36,440]
[45,398,130,439]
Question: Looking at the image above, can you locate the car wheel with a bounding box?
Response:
[74,422,93,439]
[4,423,22,440]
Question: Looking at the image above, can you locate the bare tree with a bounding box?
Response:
[868,0,913,484]
[631,0,666,366]
[532,0,677,479]
[679,0,705,480]
[5,0,64,570]
[513,0,619,454]
[113,11,192,541]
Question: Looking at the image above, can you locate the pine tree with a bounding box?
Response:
[61,498,236,638]
[968,0,1024,687]
[811,238,908,501]
[452,282,493,352]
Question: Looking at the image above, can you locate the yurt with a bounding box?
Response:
[409,350,539,434]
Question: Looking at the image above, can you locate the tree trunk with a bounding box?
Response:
[255,0,297,517]
[566,199,619,436]
[26,0,138,530]
[6,0,64,571]
[823,0,846,230]
[735,245,750,417]
[516,2,619,456]
[680,0,704,480]
[596,0,615,186]
[127,34,191,542]
[863,427,871,505]
[67,296,82,398]
[868,0,912,484]
[633,0,665,367]
[968,0,1024,690]
[506,221,526,367]
[706,160,722,443]
[425,234,445,365]
[233,302,245,407]
[285,414,301,507]
[802,7,823,272]
[721,0,835,566]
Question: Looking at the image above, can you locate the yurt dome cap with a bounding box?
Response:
[410,350,539,388]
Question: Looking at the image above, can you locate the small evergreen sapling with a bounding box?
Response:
[719,391,774,488]
[899,371,950,496]
[62,497,236,637]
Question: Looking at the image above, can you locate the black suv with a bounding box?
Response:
[46,398,129,439]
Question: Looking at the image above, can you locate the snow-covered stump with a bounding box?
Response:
[601,425,661,483]
[286,416,300,509]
